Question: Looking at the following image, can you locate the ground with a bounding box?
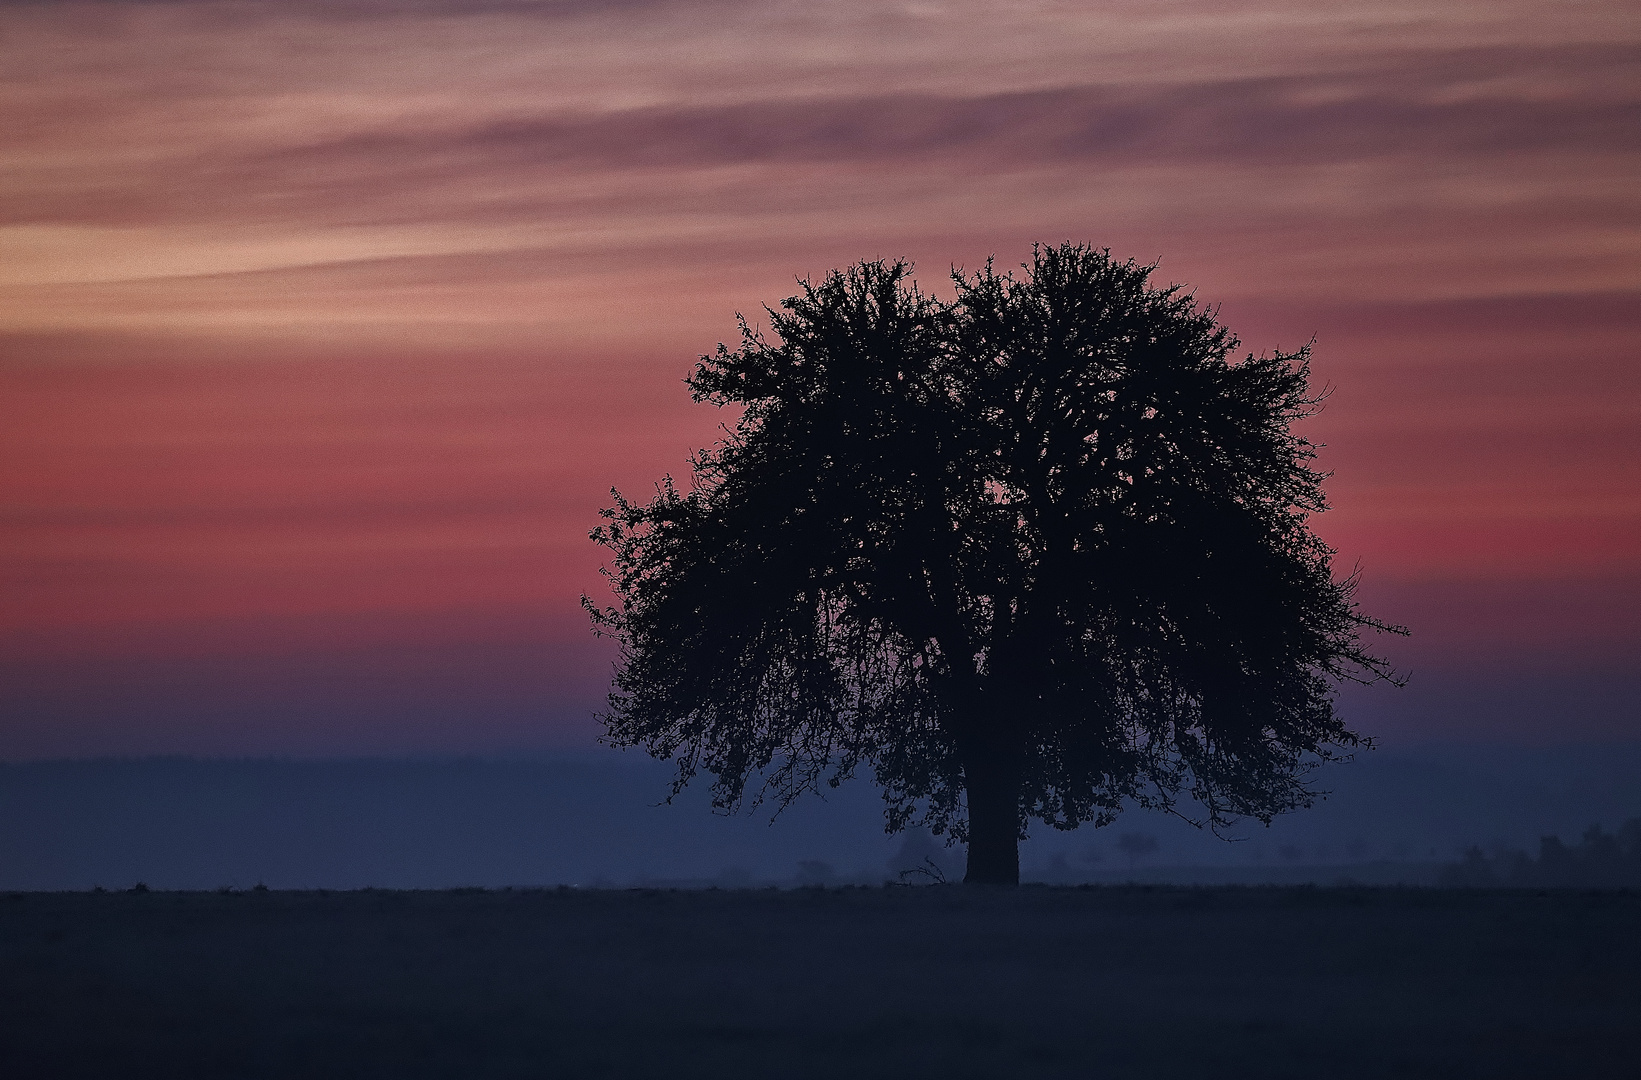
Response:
[2,886,1637,1078]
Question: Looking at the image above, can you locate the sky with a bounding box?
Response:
[1,0,1637,759]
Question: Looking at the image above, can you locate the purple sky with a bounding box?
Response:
[1,0,1637,757]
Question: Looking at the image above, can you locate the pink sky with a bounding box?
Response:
[2,0,1637,756]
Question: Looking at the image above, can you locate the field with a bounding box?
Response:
[2,886,1637,1079]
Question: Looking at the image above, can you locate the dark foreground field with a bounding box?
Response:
[2,886,1637,1079]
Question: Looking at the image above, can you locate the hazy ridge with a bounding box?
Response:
[4,745,1638,890]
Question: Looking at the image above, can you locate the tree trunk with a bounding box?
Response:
[962,748,1021,885]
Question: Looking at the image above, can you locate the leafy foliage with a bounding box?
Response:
[587,244,1400,846]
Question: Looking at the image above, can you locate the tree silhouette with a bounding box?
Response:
[1117,832,1161,870]
[588,243,1401,884]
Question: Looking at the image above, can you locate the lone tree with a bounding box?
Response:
[588,243,1400,885]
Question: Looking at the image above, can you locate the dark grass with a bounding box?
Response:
[2,885,1638,1079]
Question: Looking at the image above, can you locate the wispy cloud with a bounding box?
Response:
[1,0,1637,751]
[9,43,1637,226]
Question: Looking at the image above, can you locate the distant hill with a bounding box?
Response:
[1,745,1638,890]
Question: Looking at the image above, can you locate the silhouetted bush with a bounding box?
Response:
[1439,819,1641,887]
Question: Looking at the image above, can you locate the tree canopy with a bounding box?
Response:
[587,243,1400,884]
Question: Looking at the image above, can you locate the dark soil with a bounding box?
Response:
[2,885,1637,1079]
